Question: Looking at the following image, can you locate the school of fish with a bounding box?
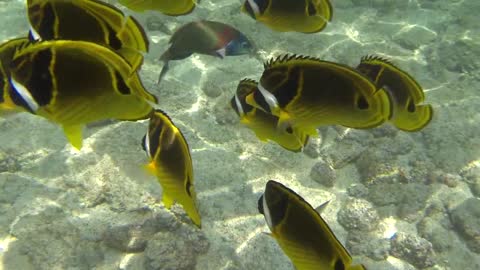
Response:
[0,0,434,269]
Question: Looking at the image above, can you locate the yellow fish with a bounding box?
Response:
[241,0,333,33]
[27,0,149,69]
[142,110,201,228]
[231,78,309,152]
[8,40,157,149]
[0,38,30,114]
[245,54,391,136]
[118,0,199,16]
[356,55,433,131]
[259,180,367,270]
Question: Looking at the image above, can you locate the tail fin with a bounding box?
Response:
[157,61,170,85]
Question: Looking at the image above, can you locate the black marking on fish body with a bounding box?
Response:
[114,71,131,95]
[356,95,369,110]
[357,62,384,87]
[255,0,269,14]
[407,98,416,112]
[253,90,271,113]
[243,2,256,19]
[141,134,147,152]
[185,180,192,197]
[0,67,5,103]
[265,183,289,228]
[307,0,317,16]
[334,258,345,270]
[258,194,265,215]
[274,66,302,108]
[37,2,56,40]
[27,48,53,107]
[106,24,122,50]
[148,117,163,158]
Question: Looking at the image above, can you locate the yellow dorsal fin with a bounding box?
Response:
[360,55,396,69]
[263,54,327,70]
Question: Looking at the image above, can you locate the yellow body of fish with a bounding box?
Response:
[246,55,391,136]
[8,40,157,149]
[232,79,308,152]
[27,0,149,70]
[118,0,198,16]
[241,0,333,33]
[259,180,366,270]
[356,56,433,131]
[0,38,30,114]
[143,110,201,228]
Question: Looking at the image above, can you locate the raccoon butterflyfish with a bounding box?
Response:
[231,78,309,152]
[118,0,200,16]
[241,0,333,33]
[141,109,201,228]
[356,55,433,132]
[27,0,149,70]
[259,180,367,270]
[157,20,254,84]
[0,38,30,114]
[245,54,391,137]
[8,40,157,150]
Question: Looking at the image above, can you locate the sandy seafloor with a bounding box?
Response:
[0,0,480,269]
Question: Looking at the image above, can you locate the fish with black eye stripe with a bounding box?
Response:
[356,55,433,132]
[241,0,333,33]
[259,180,367,270]
[142,109,201,228]
[245,54,391,137]
[230,78,309,152]
[27,0,149,70]
[6,40,157,150]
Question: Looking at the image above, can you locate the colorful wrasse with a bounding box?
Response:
[7,40,157,149]
[259,180,367,270]
[0,38,30,114]
[158,20,254,84]
[142,110,201,228]
[231,78,308,152]
[245,54,391,136]
[27,0,149,69]
[356,55,433,132]
[241,0,333,33]
[118,0,200,16]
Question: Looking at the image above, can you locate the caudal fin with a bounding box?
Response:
[157,61,170,85]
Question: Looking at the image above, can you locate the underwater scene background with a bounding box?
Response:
[0,0,479,269]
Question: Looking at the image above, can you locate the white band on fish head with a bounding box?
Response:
[263,193,273,230]
[9,77,39,112]
[257,82,279,112]
[144,131,151,158]
[234,93,245,117]
[28,24,41,41]
[247,0,261,15]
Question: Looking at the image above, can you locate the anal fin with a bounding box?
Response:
[63,125,84,150]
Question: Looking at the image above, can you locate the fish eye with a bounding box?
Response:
[356,95,369,110]
[407,99,416,113]
[334,259,345,270]
[286,126,293,134]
